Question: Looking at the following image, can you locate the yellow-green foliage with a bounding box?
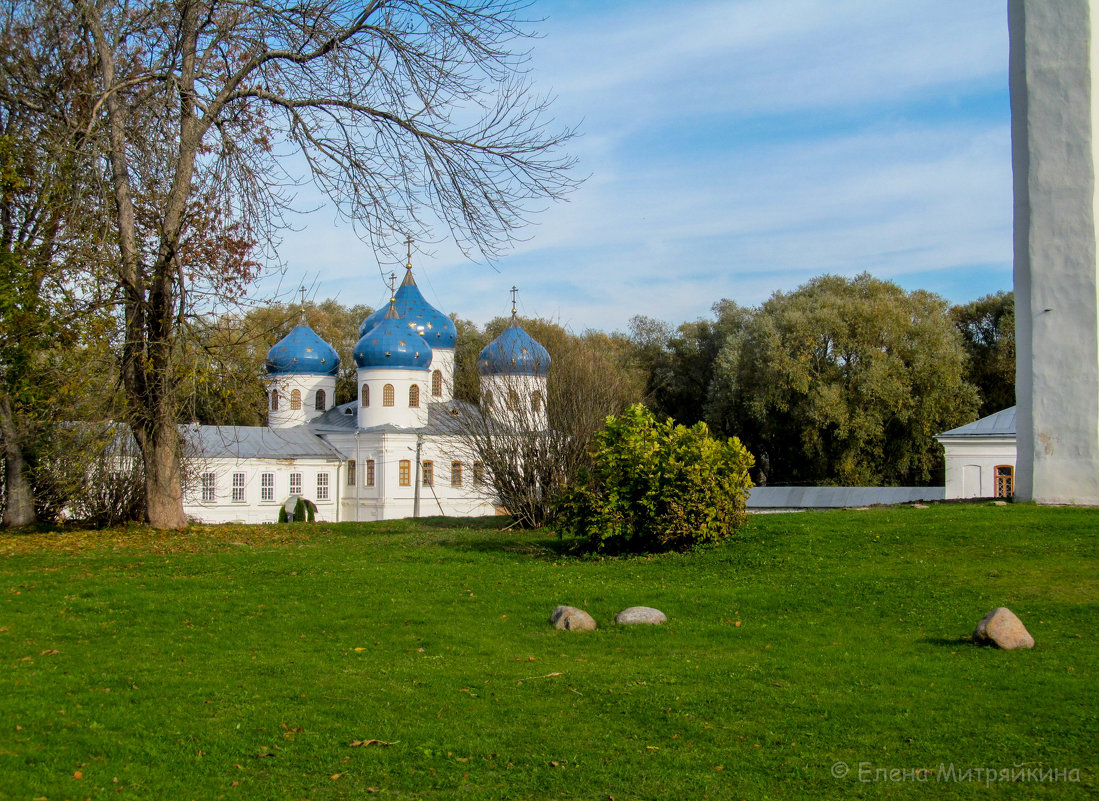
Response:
[558,404,754,552]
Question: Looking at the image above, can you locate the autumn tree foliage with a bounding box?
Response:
[4,0,579,528]
[0,6,109,526]
[704,274,978,487]
[950,290,1015,417]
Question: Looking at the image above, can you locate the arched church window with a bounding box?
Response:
[483,390,493,410]
[432,370,443,396]
[507,388,520,411]
[531,391,542,415]
[315,389,326,411]
[361,383,369,407]
[270,390,279,411]
[383,384,395,407]
[409,384,420,408]
[290,389,302,410]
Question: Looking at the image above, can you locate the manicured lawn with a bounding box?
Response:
[0,504,1095,799]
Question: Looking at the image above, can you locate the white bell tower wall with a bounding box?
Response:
[1010,0,1099,503]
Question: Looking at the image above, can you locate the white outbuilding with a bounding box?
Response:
[936,407,1017,500]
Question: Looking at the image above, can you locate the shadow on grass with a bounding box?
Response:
[919,636,974,648]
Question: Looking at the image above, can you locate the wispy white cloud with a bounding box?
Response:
[268,0,1012,334]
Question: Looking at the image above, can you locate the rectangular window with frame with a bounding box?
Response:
[451,461,462,487]
[365,459,375,487]
[290,472,302,496]
[232,472,246,502]
[399,460,410,486]
[422,460,433,487]
[201,472,216,502]
[317,473,329,501]
[473,462,485,486]
[261,472,275,502]
[347,460,356,486]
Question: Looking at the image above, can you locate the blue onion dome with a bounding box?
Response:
[265,324,340,375]
[478,316,551,376]
[353,303,432,370]
[358,266,457,348]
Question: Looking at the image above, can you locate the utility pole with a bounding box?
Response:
[413,435,422,518]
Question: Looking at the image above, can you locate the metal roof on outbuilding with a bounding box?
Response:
[184,425,343,459]
[937,406,1017,439]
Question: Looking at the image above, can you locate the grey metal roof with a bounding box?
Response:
[184,425,343,459]
[937,406,1017,439]
[308,400,477,437]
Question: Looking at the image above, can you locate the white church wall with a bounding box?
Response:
[324,431,497,522]
[183,456,343,524]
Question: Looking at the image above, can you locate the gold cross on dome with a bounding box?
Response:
[510,286,519,316]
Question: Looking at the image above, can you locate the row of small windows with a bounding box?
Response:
[361,376,442,408]
[269,389,328,412]
[483,389,542,414]
[395,460,484,487]
[270,370,447,414]
[199,460,486,501]
[201,471,330,503]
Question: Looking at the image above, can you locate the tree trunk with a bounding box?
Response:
[0,393,35,527]
[137,416,187,530]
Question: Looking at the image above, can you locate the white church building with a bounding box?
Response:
[180,264,551,523]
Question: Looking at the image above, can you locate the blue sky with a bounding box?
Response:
[271,0,1012,333]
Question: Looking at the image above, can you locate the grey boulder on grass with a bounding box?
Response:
[973,607,1035,650]
[550,605,597,632]
[615,606,667,625]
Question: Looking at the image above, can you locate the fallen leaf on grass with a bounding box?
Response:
[73,770,83,779]
[520,671,563,682]
[330,773,342,780]
[40,649,59,655]
[349,739,398,747]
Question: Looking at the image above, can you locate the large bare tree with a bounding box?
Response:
[59,0,578,528]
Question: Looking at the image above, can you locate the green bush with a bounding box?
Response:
[278,497,317,524]
[557,404,754,553]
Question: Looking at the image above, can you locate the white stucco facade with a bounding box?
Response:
[1010,0,1099,504]
[937,407,1019,500]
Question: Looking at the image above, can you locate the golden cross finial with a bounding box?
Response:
[405,235,414,270]
[299,286,307,320]
[510,285,519,316]
[387,271,397,301]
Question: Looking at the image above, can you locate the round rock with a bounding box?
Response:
[549,605,596,632]
[973,607,1034,650]
[615,606,667,626]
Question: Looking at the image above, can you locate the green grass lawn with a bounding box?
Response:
[0,504,1095,800]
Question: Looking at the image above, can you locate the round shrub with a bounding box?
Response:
[557,404,754,553]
